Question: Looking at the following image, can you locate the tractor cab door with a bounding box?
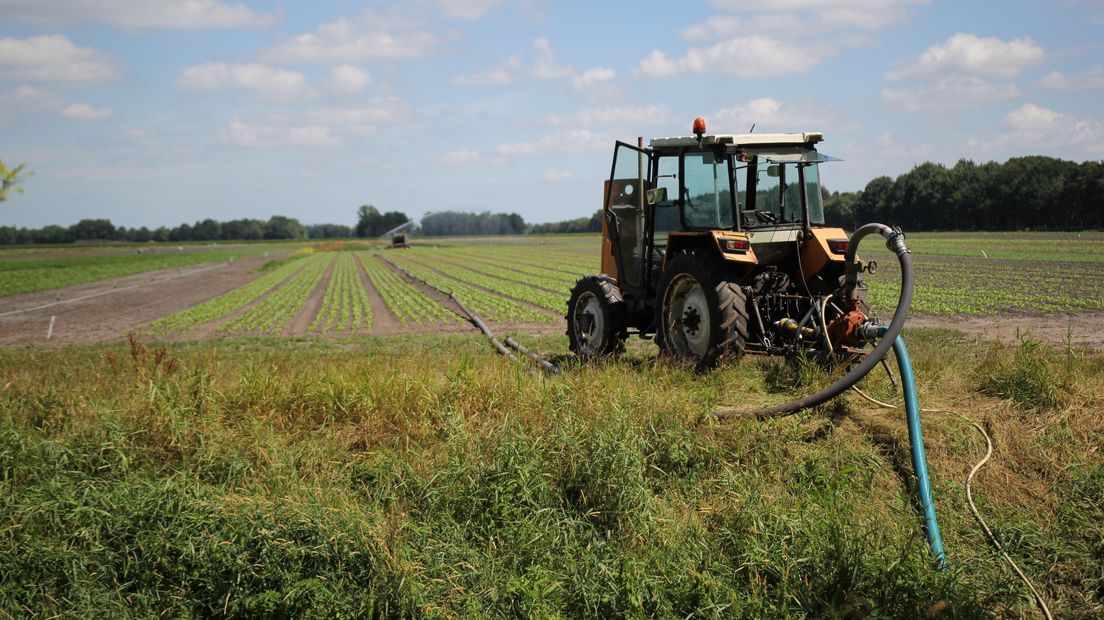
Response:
[604,142,651,291]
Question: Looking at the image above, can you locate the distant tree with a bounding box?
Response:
[221,218,266,240]
[169,223,192,242]
[192,218,221,241]
[68,218,116,241]
[264,215,307,239]
[308,223,353,239]
[356,205,410,237]
[35,225,71,244]
[0,160,30,202]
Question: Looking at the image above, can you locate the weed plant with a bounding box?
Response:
[0,330,1100,617]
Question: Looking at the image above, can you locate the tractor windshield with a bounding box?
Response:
[743,155,826,228]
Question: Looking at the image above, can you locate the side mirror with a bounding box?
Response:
[767,164,780,178]
[646,187,668,205]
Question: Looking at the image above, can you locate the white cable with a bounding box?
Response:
[962,418,1054,620]
[848,387,1054,619]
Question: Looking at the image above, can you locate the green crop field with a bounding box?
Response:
[0,244,283,297]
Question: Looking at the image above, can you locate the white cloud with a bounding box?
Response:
[634,36,821,78]
[452,38,577,86]
[451,55,522,86]
[707,0,929,30]
[436,149,506,166]
[572,67,615,90]
[262,13,435,63]
[882,77,1021,111]
[1003,103,1103,153]
[544,105,672,128]
[542,169,575,181]
[886,33,1045,80]
[306,100,401,134]
[427,0,504,20]
[0,35,120,85]
[328,64,372,94]
[60,102,113,120]
[176,62,312,100]
[711,98,823,131]
[529,37,575,79]
[497,129,607,156]
[222,118,340,148]
[0,0,275,29]
[1038,67,1104,91]
[681,14,804,40]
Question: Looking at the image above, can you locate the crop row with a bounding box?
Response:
[219,253,333,336]
[385,254,551,323]
[358,253,458,326]
[311,252,373,334]
[402,254,564,313]
[865,256,1104,315]
[428,252,581,291]
[150,254,309,334]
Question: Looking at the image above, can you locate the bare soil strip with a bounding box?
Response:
[0,255,274,347]
[284,255,336,336]
[358,257,404,337]
[908,311,1104,349]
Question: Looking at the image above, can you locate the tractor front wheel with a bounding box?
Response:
[656,252,749,368]
[566,276,626,358]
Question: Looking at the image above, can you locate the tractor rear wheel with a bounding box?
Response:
[566,276,626,358]
[656,252,749,368]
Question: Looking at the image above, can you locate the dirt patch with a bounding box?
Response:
[0,255,277,347]
[284,255,336,336]
[358,258,404,337]
[907,311,1104,350]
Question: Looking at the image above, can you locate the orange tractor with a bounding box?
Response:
[568,118,869,367]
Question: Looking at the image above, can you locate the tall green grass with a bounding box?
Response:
[0,331,1100,617]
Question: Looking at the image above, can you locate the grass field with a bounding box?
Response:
[0,243,285,297]
[1,330,1100,617]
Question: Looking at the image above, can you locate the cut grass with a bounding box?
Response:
[0,330,1100,617]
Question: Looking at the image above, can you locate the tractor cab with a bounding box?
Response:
[603,124,837,300]
[570,118,858,367]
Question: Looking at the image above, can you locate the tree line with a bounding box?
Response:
[4,154,1099,246]
[0,216,350,246]
[823,156,1103,230]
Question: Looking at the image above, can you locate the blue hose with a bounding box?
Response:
[891,334,947,569]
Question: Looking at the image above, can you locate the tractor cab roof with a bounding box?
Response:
[648,131,823,151]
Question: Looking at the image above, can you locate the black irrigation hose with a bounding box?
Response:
[715,223,914,420]
[505,336,562,374]
[380,255,566,373]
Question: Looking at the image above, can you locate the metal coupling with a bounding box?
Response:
[883,226,910,255]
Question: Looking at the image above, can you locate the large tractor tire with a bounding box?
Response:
[566,276,627,358]
[656,252,749,368]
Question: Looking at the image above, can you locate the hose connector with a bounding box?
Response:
[883,226,910,255]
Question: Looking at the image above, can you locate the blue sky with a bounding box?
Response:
[1,0,1102,229]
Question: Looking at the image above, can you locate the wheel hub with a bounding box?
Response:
[664,274,711,358]
[574,292,605,356]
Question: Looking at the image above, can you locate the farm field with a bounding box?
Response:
[0,242,287,298]
[0,232,1102,617]
[1,232,1103,348]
